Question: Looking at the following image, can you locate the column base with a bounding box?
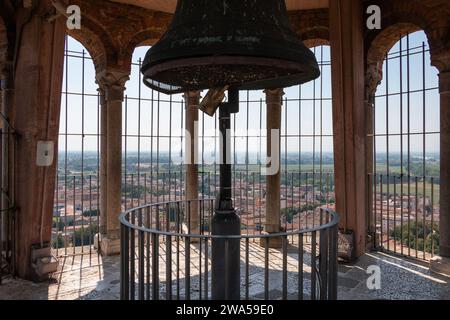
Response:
[181,223,201,243]
[93,233,102,250]
[259,232,284,249]
[338,230,354,262]
[366,233,376,251]
[95,233,120,256]
[430,256,450,277]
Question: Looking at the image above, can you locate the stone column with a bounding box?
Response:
[330,0,367,260]
[431,65,450,274]
[97,70,129,255]
[439,70,450,257]
[261,88,284,248]
[183,91,200,235]
[11,2,66,279]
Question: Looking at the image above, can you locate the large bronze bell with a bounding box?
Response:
[141,0,320,94]
[141,0,321,301]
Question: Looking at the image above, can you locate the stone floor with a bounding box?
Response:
[0,246,449,300]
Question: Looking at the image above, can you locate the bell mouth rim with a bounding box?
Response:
[142,55,320,94]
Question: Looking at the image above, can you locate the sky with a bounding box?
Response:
[59,31,440,159]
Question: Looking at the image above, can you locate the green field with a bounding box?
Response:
[375,181,439,200]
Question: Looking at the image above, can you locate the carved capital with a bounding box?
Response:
[431,50,450,74]
[97,86,106,106]
[439,71,450,95]
[264,88,285,105]
[365,62,383,101]
[96,70,129,102]
[183,91,201,108]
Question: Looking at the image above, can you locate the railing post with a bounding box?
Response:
[121,220,130,300]
[319,227,329,300]
[120,201,339,301]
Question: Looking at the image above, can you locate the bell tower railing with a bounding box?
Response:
[119,199,339,300]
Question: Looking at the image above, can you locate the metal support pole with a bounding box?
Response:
[211,88,241,300]
[1,65,14,281]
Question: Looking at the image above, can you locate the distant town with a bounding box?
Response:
[53,151,440,255]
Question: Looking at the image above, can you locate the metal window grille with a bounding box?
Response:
[54,36,334,255]
[370,31,440,260]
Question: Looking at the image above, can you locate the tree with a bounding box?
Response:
[52,220,65,231]
[281,207,298,223]
[390,221,439,255]
[52,235,65,249]
[73,223,98,246]
[281,204,321,224]
[83,209,99,217]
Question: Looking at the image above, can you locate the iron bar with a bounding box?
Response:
[370,32,440,260]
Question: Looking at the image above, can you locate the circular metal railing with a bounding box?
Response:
[120,199,339,300]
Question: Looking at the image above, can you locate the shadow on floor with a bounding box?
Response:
[1,248,449,300]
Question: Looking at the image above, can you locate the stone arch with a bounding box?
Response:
[67,17,115,75]
[365,23,423,97]
[364,0,449,88]
[304,38,329,49]
[298,27,329,48]
[120,29,165,71]
[289,9,329,48]
[126,29,164,53]
[366,23,422,66]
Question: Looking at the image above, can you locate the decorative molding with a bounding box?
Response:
[68,0,171,74]
[364,0,450,66]
[439,70,450,94]
[183,91,201,108]
[264,88,285,105]
[431,51,450,73]
[289,8,329,45]
[96,70,130,102]
[365,62,383,99]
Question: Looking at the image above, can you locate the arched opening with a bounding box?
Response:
[370,31,440,260]
[121,43,334,234]
[54,36,335,264]
[54,36,101,256]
